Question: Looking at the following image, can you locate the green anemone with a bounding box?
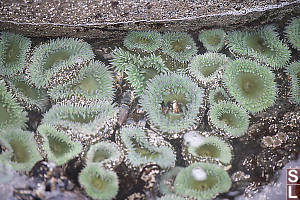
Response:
[38,124,82,166]
[0,32,31,76]
[198,29,226,52]
[188,53,231,86]
[110,48,141,73]
[48,60,115,102]
[157,194,186,200]
[140,73,204,135]
[28,37,94,88]
[285,61,300,104]
[208,87,230,105]
[0,158,15,184]
[0,79,27,129]
[79,164,119,200]
[124,31,162,53]
[118,126,175,169]
[174,162,231,200]
[285,17,300,51]
[5,75,49,111]
[223,58,277,113]
[0,128,41,172]
[162,32,197,63]
[227,25,291,69]
[209,102,249,137]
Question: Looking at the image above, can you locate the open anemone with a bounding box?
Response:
[188,53,231,86]
[124,31,162,53]
[208,87,230,105]
[0,79,27,129]
[159,167,183,195]
[118,126,175,169]
[79,164,119,200]
[140,73,204,136]
[285,17,300,51]
[174,162,231,200]
[223,58,277,113]
[0,32,31,76]
[227,25,290,69]
[198,29,226,52]
[0,128,41,172]
[48,60,114,102]
[38,124,82,166]
[162,32,197,63]
[209,102,249,137]
[5,75,49,112]
[28,37,94,88]
[182,131,232,164]
[285,61,300,104]
[86,141,123,169]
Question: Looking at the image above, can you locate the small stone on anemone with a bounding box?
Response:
[183,131,204,147]
[192,167,207,181]
[198,29,226,52]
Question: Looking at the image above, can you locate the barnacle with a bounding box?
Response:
[110,48,141,73]
[209,102,249,137]
[188,53,230,86]
[159,167,183,195]
[140,73,204,135]
[0,32,31,76]
[285,17,300,51]
[182,132,232,164]
[157,194,186,200]
[79,164,119,200]
[285,61,300,104]
[223,58,277,113]
[162,32,197,63]
[0,128,41,172]
[38,124,82,166]
[124,31,162,53]
[49,60,114,102]
[227,26,291,69]
[174,162,231,200]
[5,75,49,111]
[208,87,230,105]
[28,37,94,88]
[118,126,175,169]
[0,79,27,129]
[198,29,226,52]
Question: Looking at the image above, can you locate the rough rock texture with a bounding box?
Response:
[0,0,299,39]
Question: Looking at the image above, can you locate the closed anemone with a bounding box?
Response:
[0,128,41,172]
[79,165,119,200]
[49,60,114,102]
[124,31,162,53]
[28,37,94,88]
[140,73,204,135]
[227,26,290,69]
[174,162,231,200]
[209,102,249,137]
[285,61,300,104]
[0,32,31,76]
[208,87,230,105]
[38,124,82,166]
[198,29,226,52]
[162,32,197,63]
[223,58,277,113]
[0,79,27,129]
[285,17,300,51]
[119,126,175,169]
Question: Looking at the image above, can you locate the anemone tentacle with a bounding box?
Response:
[198,29,226,52]
[285,61,300,104]
[285,17,300,51]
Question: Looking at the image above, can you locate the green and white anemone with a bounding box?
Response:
[223,58,277,113]
[0,79,27,129]
[118,126,175,169]
[188,53,231,86]
[28,37,94,88]
[140,73,204,136]
[162,32,197,63]
[209,102,249,137]
[285,61,300,104]
[174,162,231,200]
[285,17,300,51]
[227,25,291,69]
[208,87,230,105]
[79,164,119,200]
[198,29,226,52]
[48,60,114,102]
[0,32,31,76]
[38,124,82,166]
[124,31,162,53]
[0,128,41,172]
[110,48,141,73]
